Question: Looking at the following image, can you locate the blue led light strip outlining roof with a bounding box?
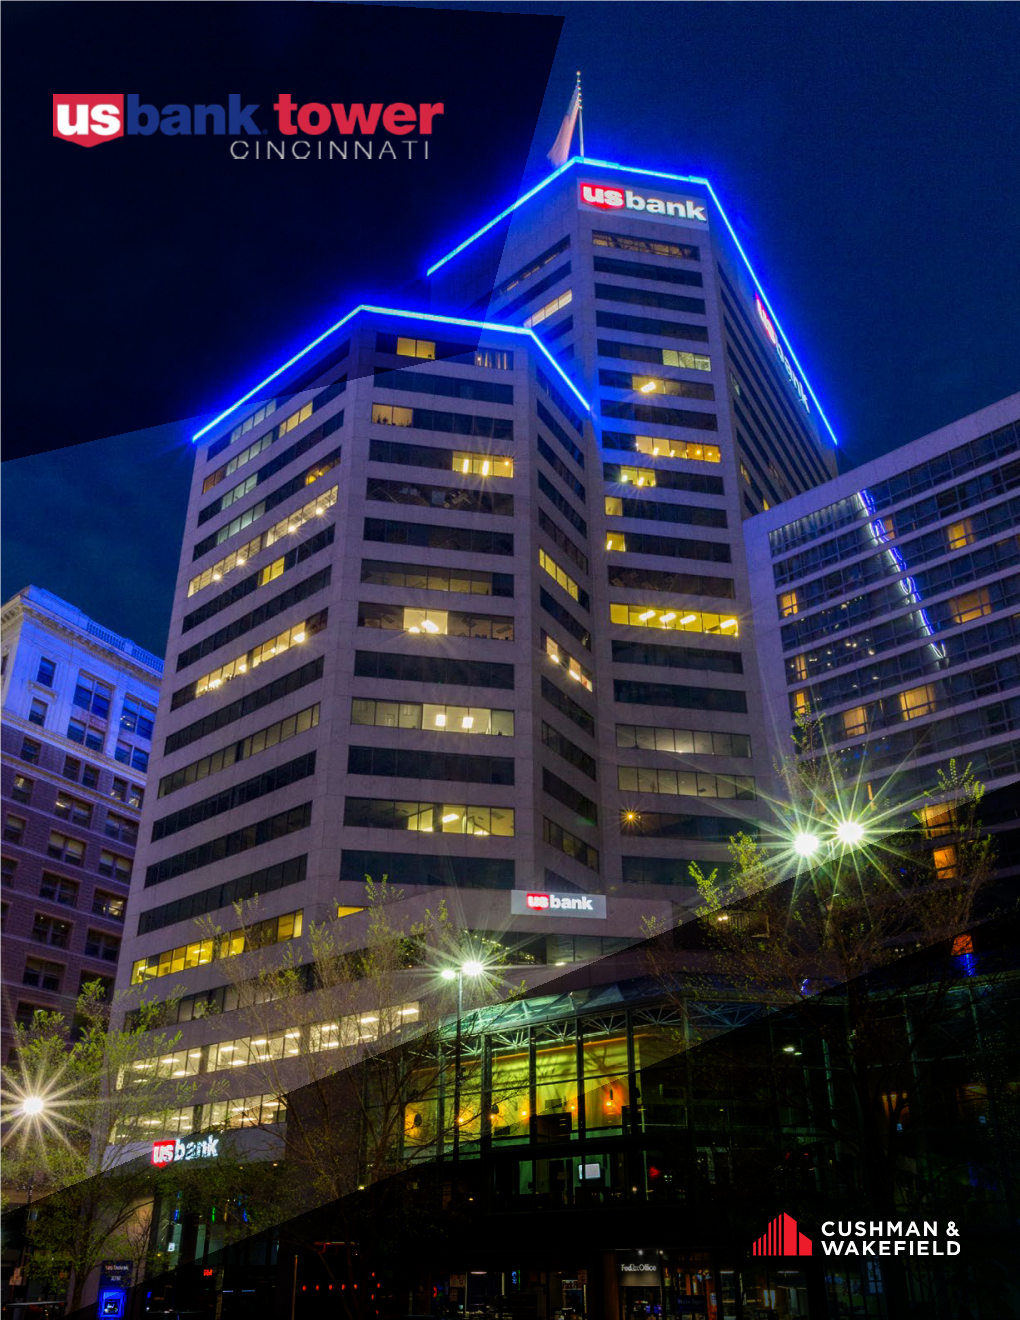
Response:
[426,156,839,448]
[191,306,589,443]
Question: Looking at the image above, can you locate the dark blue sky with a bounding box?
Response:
[3,2,1018,655]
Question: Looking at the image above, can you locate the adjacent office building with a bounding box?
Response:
[0,586,162,1062]
[744,393,1020,815]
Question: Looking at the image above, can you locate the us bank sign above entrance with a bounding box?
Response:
[510,890,607,919]
[579,181,708,225]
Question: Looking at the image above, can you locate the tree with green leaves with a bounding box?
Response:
[0,982,202,1314]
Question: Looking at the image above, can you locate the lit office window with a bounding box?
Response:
[524,290,572,328]
[609,604,738,637]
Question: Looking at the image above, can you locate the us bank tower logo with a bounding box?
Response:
[751,1213,813,1257]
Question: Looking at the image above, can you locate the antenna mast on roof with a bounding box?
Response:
[577,70,585,157]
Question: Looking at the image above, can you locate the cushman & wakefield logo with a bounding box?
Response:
[52,94,443,161]
[751,1212,812,1257]
[151,1134,220,1166]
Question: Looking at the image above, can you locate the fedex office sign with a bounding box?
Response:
[510,890,607,919]
[151,1135,220,1166]
[579,181,708,226]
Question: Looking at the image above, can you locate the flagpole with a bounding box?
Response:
[576,70,585,158]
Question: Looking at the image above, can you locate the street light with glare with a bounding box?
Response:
[835,818,866,848]
[793,832,821,859]
[19,1096,45,1118]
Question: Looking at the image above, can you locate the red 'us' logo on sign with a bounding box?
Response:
[53,94,124,147]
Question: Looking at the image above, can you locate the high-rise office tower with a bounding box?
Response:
[1,586,162,1062]
[744,393,1020,816]
[115,158,838,1122]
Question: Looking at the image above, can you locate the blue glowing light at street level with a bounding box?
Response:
[426,155,839,448]
[191,305,589,443]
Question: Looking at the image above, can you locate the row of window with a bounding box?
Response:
[539,548,587,607]
[598,339,711,372]
[371,402,514,440]
[605,495,728,530]
[604,462,724,496]
[143,804,312,889]
[137,855,307,936]
[599,368,715,402]
[593,253,703,288]
[540,589,592,651]
[538,435,586,502]
[541,675,594,738]
[6,868,125,921]
[112,1094,286,1141]
[151,752,317,842]
[540,509,588,574]
[354,649,514,691]
[602,433,720,464]
[614,678,747,715]
[592,230,700,262]
[187,485,338,597]
[351,698,514,737]
[496,235,570,298]
[374,366,513,406]
[366,476,514,517]
[26,912,121,960]
[199,398,343,522]
[610,604,739,636]
[188,615,322,703]
[192,447,341,560]
[772,480,1020,588]
[769,420,1019,556]
[829,695,1020,776]
[496,261,571,319]
[543,817,598,872]
[780,533,1020,619]
[596,309,710,345]
[165,657,324,755]
[616,723,750,759]
[608,564,736,601]
[785,605,1020,688]
[182,526,335,634]
[539,472,587,536]
[541,721,597,781]
[612,638,743,676]
[344,798,514,836]
[369,437,514,479]
[361,557,513,597]
[535,367,585,437]
[617,765,756,800]
[602,399,718,433]
[605,529,731,565]
[357,601,514,641]
[365,516,513,557]
[794,652,1020,728]
[620,810,751,842]
[376,333,514,372]
[11,782,138,845]
[347,744,513,785]
[130,911,303,982]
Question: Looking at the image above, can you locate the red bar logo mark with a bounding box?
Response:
[751,1212,812,1256]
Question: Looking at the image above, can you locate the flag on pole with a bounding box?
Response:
[547,81,581,167]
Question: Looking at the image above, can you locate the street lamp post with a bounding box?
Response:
[13,1096,46,1303]
[441,960,484,1158]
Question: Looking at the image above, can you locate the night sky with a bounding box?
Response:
[3,2,1018,656]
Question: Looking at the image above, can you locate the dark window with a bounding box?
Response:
[373,368,513,405]
[28,698,47,726]
[98,851,131,882]
[537,402,585,468]
[611,639,743,674]
[105,813,139,845]
[592,231,700,261]
[620,811,748,842]
[363,518,513,557]
[614,678,747,714]
[496,236,571,298]
[83,930,121,963]
[593,254,703,286]
[40,874,78,906]
[607,565,735,599]
[144,804,313,888]
[541,676,595,737]
[538,474,587,535]
[596,310,710,343]
[539,510,588,574]
[354,650,514,691]
[347,745,514,786]
[538,437,586,502]
[36,657,56,687]
[32,913,71,948]
[608,497,727,530]
[595,283,705,315]
[542,769,597,824]
[23,960,62,992]
[621,856,704,887]
[63,756,81,781]
[83,764,100,789]
[599,368,714,401]
[541,722,597,780]
[339,849,514,890]
[540,590,591,649]
[602,400,717,431]
[74,675,112,719]
[542,817,598,872]
[151,752,317,841]
[20,739,41,765]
